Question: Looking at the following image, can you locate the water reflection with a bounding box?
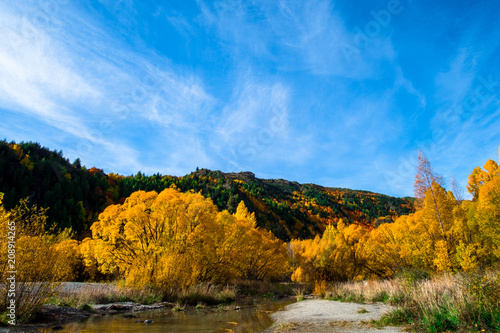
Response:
[53,298,294,333]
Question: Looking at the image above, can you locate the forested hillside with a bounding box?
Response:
[0,140,414,240]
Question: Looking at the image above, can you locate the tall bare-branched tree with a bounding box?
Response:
[414,150,447,241]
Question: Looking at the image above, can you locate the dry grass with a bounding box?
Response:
[325,279,402,304]
[51,281,240,308]
[49,282,161,309]
[293,286,305,301]
[42,279,302,314]
[178,283,237,305]
[406,272,500,332]
[324,270,500,332]
[0,281,60,324]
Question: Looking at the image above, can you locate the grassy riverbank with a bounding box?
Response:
[50,280,300,308]
[323,270,500,332]
[0,280,303,326]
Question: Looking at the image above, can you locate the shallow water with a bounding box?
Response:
[44,298,294,333]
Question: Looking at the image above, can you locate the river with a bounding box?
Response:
[38,298,295,333]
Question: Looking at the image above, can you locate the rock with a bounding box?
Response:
[123,314,138,319]
[110,304,129,311]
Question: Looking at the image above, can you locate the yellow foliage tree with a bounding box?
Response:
[333,220,370,280]
[364,220,408,277]
[53,239,81,282]
[467,159,499,200]
[0,195,73,322]
[290,222,372,283]
[82,187,289,290]
[84,188,218,288]
[466,154,500,262]
[368,184,457,273]
[231,202,289,280]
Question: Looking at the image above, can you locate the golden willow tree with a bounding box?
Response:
[289,221,371,283]
[81,187,289,290]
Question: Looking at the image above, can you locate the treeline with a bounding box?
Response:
[2,149,497,289]
[0,140,414,240]
[289,151,500,284]
[0,141,105,233]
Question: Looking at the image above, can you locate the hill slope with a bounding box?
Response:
[0,140,414,240]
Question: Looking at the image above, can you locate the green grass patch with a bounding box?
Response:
[371,291,390,303]
[421,307,459,332]
[377,308,417,326]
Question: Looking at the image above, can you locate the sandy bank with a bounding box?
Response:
[265,299,404,332]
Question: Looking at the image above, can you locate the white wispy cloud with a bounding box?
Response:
[197,0,397,79]
[212,78,291,171]
[416,35,500,198]
[0,6,100,136]
[0,1,218,175]
[434,47,478,108]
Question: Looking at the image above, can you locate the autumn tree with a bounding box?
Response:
[83,188,218,288]
[0,195,75,322]
[82,187,289,291]
[467,157,499,200]
[333,220,371,280]
[290,221,373,284]
[450,175,465,204]
[232,202,289,280]
[364,220,409,277]
[464,150,500,263]
[367,148,500,274]
[414,150,448,242]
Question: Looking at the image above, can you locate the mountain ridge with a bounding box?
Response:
[0,140,415,240]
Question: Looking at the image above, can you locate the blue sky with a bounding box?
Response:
[1,0,499,197]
